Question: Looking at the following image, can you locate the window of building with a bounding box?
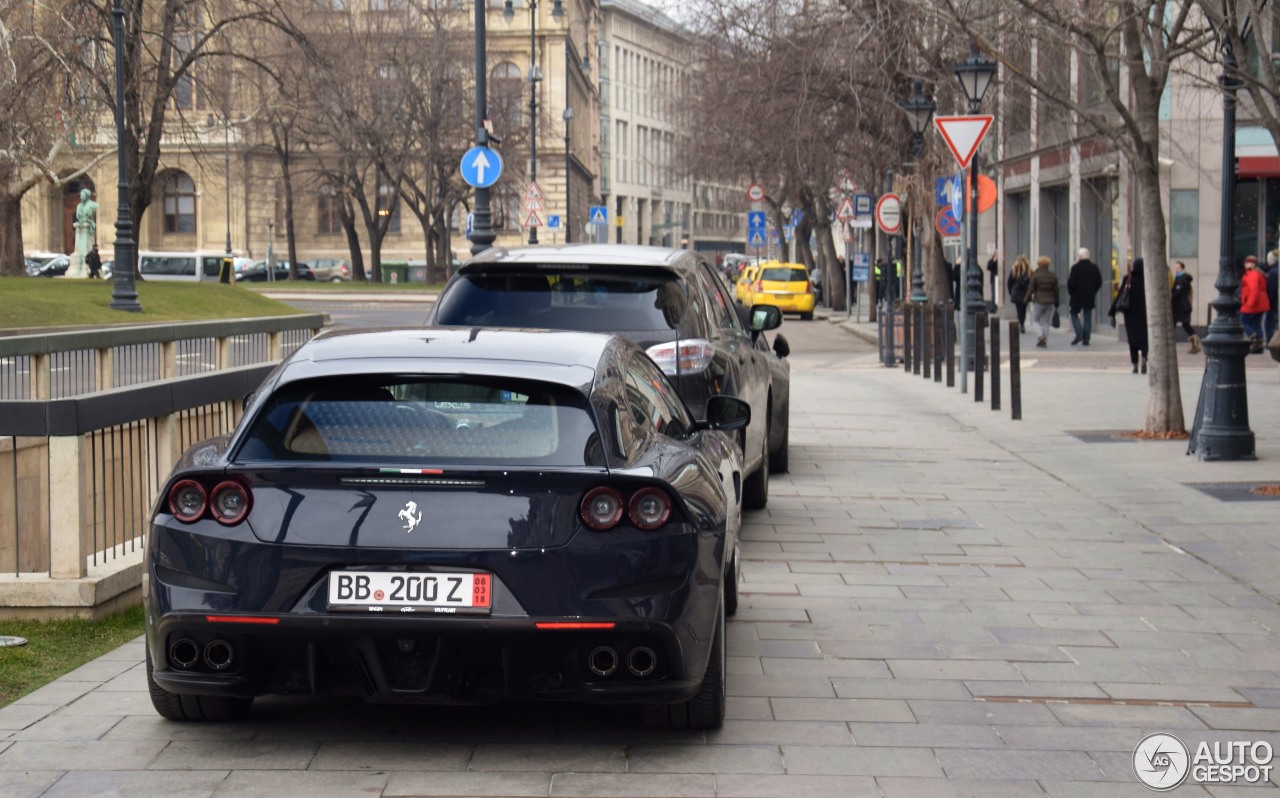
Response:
[162,171,197,234]
[318,184,343,235]
[1169,189,1198,258]
[490,61,523,129]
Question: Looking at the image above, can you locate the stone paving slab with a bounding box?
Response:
[6,330,1280,795]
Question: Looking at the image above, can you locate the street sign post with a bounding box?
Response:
[460,146,502,189]
[949,172,965,222]
[936,207,962,239]
[835,196,856,223]
[747,183,765,203]
[854,194,873,216]
[588,205,608,243]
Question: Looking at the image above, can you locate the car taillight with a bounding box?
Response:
[645,339,716,375]
[803,280,812,294]
[628,488,671,530]
[754,280,763,292]
[168,480,207,523]
[581,487,624,530]
[209,481,252,525]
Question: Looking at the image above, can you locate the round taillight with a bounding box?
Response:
[581,487,624,531]
[209,481,251,525]
[628,488,671,531]
[168,480,207,523]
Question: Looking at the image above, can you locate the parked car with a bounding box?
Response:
[144,328,747,728]
[429,244,791,509]
[25,253,71,277]
[234,260,315,282]
[746,263,816,320]
[735,262,765,305]
[138,252,225,282]
[309,258,352,282]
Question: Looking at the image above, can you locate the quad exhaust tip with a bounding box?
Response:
[169,638,200,669]
[627,646,656,677]
[203,640,234,671]
[588,646,618,677]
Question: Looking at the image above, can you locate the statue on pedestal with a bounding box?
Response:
[70,188,98,279]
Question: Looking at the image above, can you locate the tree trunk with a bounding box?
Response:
[0,189,25,278]
[805,187,845,312]
[1134,154,1184,432]
[281,153,300,282]
[340,204,365,282]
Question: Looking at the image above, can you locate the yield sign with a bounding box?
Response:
[835,195,856,223]
[933,115,994,170]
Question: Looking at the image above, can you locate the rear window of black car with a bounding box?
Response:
[237,376,604,467]
[761,267,808,282]
[433,269,688,331]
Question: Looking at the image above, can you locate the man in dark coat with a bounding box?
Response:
[1172,260,1198,354]
[1066,247,1103,345]
[85,244,102,279]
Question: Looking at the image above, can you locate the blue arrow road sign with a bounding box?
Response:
[747,210,766,228]
[466,212,474,237]
[949,172,964,222]
[748,230,766,248]
[547,214,561,230]
[589,205,608,225]
[935,177,950,207]
[460,146,502,189]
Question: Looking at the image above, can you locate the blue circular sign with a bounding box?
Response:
[460,146,502,189]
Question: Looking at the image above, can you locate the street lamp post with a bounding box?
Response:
[505,0,564,245]
[223,115,233,283]
[954,44,996,371]
[470,0,496,256]
[109,0,140,312]
[1190,2,1258,460]
[901,79,936,303]
[563,106,573,243]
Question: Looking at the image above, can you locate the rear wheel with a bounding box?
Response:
[330,276,343,283]
[800,311,814,321]
[146,648,252,722]
[742,420,770,510]
[724,544,740,617]
[641,602,725,730]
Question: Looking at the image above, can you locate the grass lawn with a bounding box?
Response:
[242,280,446,293]
[0,605,145,707]
[0,278,305,330]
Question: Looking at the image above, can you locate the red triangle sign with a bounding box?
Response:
[836,196,856,222]
[934,115,993,170]
[523,209,543,228]
[524,181,544,201]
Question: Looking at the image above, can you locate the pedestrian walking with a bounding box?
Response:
[1006,254,1031,333]
[85,244,102,279]
[1066,247,1103,345]
[986,252,999,310]
[1027,255,1060,348]
[950,257,961,306]
[1240,254,1270,354]
[1111,259,1148,373]
[1171,260,1199,354]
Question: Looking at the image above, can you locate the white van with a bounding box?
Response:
[137,251,231,281]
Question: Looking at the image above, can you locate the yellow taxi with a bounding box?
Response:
[745,262,815,320]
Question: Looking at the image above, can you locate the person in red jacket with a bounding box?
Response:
[1241,255,1271,353]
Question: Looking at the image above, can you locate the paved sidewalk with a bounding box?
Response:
[2,321,1279,797]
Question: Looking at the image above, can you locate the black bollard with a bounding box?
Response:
[991,316,1001,411]
[1009,320,1021,420]
[904,303,913,373]
[913,303,923,376]
[945,302,955,388]
[884,301,896,368]
[922,303,932,380]
[975,312,985,403]
[934,303,944,383]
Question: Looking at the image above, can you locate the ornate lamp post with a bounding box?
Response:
[953,44,995,370]
[901,79,936,303]
[109,0,141,311]
[470,0,496,256]
[1190,1,1261,460]
[563,106,573,243]
[505,0,564,245]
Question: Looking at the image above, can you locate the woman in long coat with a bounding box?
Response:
[1110,259,1148,373]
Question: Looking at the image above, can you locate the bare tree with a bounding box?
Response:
[0,0,107,276]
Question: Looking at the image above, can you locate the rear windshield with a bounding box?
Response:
[237,376,603,466]
[761,268,808,282]
[434,269,688,332]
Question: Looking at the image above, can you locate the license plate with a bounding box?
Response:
[328,571,491,614]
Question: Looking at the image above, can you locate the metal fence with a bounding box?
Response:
[0,315,321,605]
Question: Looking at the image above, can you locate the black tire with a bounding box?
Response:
[800,311,814,320]
[742,421,769,510]
[769,418,789,475]
[641,603,726,730]
[724,545,740,617]
[146,648,252,722]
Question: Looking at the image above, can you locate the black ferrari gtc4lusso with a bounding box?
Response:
[145,327,748,729]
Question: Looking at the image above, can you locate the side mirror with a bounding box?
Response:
[772,333,790,359]
[751,305,782,332]
[697,395,751,432]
